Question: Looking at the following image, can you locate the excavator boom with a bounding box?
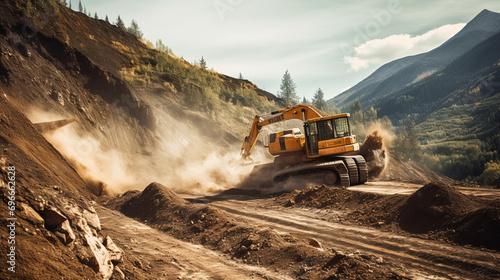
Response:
[241,104,326,160]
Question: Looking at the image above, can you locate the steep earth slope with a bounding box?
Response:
[0,0,280,194]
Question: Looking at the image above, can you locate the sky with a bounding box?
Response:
[75,0,500,100]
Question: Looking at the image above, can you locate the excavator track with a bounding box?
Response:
[272,156,368,188]
[352,155,368,183]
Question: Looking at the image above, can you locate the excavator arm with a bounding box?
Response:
[241,104,326,160]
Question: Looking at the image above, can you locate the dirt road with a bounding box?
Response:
[96,205,293,280]
[183,182,500,280]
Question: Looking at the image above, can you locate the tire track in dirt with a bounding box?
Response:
[96,205,294,280]
[191,197,500,280]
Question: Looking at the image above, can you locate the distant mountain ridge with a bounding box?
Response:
[329,9,500,118]
[327,9,500,183]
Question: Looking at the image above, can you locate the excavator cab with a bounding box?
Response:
[304,114,359,158]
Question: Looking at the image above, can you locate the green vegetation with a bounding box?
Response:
[127,19,143,39]
[116,15,126,31]
[312,88,328,112]
[155,39,170,54]
[417,92,500,186]
[119,46,277,118]
[199,56,207,69]
[393,120,421,161]
[348,99,389,141]
[278,70,299,106]
[350,91,499,186]
[478,160,500,185]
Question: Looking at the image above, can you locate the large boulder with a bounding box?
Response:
[19,203,44,226]
[104,236,123,265]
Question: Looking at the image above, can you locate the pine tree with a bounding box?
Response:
[127,19,143,38]
[78,0,82,12]
[105,15,109,22]
[69,0,72,9]
[302,96,309,104]
[199,56,207,69]
[312,88,328,111]
[156,39,169,53]
[84,6,87,15]
[349,99,364,124]
[393,119,421,160]
[116,15,126,31]
[365,106,377,122]
[278,70,299,106]
[239,73,244,79]
[94,12,98,20]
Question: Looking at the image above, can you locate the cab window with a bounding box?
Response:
[334,117,351,137]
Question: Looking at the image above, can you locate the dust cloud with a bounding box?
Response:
[27,108,252,195]
[362,121,394,151]
[360,121,394,178]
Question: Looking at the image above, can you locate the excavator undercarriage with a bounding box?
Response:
[266,155,367,188]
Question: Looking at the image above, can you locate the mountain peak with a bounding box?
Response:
[459,9,500,34]
[478,9,497,16]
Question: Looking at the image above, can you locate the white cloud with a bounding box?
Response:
[344,23,466,71]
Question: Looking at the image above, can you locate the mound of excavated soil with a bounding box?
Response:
[280,185,407,230]
[283,185,384,209]
[279,182,500,251]
[121,182,188,221]
[109,183,403,278]
[398,182,481,233]
[452,207,500,250]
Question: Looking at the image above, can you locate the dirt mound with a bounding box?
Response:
[452,207,500,250]
[119,182,232,237]
[279,181,500,251]
[280,185,407,230]
[283,185,382,209]
[399,182,481,233]
[112,183,331,270]
[121,182,187,221]
[110,183,403,278]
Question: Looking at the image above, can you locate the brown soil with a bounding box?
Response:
[0,80,97,279]
[451,207,500,250]
[376,153,455,184]
[359,131,386,178]
[103,182,404,279]
[399,181,482,233]
[278,182,500,251]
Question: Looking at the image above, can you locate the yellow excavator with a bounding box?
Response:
[241,104,368,187]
